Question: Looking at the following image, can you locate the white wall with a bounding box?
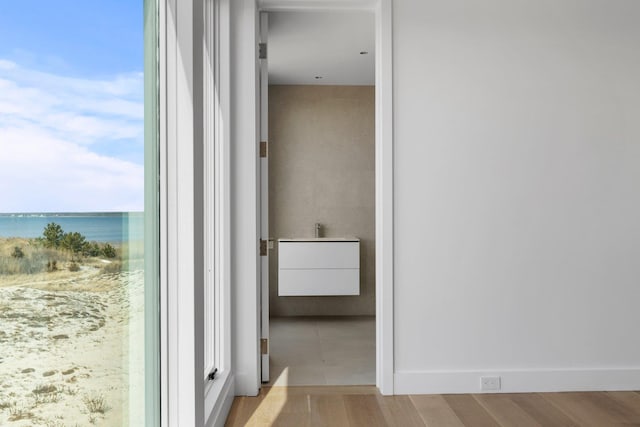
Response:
[231,0,261,397]
[394,0,640,393]
[268,85,376,316]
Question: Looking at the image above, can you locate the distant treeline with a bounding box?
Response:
[0,212,141,217]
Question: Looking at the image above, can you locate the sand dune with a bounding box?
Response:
[0,268,144,426]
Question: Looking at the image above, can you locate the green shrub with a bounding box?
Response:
[11,247,24,259]
[60,232,86,259]
[101,243,117,259]
[43,223,64,248]
[68,262,80,272]
[83,242,101,257]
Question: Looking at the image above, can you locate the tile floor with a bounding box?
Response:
[267,316,375,386]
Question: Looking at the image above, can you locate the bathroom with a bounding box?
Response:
[263,10,376,386]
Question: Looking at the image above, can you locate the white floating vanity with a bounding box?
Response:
[278,238,360,296]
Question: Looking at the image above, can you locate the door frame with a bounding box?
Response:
[232,0,394,396]
[259,11,270,384]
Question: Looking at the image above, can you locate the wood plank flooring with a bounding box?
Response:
[225,387,640,427]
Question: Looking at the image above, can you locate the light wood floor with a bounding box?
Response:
[225,386,640,426]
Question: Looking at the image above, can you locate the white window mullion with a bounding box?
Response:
[161,0,205,425]
[203,0,217,381]
[203,0,235,425]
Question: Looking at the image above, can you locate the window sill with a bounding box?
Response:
[204,370,235,427]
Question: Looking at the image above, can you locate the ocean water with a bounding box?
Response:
[0,213,144,243]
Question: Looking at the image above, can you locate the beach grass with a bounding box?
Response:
[0,238,69,275]
[0,237,143,279]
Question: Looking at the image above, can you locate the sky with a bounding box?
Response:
[0,1,144,212]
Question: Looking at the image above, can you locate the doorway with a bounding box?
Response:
[260,9,376,386]
[232,0,393,397]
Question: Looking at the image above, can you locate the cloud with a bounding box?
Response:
[0,60,17,70]
[0,60,144,212]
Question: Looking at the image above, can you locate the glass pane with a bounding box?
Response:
[0,1,158,426]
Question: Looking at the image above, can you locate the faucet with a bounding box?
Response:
[315,223,322,238]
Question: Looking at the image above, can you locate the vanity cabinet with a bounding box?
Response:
[278,238,360,296]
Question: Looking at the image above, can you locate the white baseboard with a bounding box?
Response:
[394,368,640,395]
[206,373,236,427]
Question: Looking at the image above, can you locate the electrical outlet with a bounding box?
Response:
[480,376,501,391]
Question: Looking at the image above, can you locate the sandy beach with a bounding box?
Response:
[0,265,145,426]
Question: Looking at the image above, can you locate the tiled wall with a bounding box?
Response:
[268,85,375,316]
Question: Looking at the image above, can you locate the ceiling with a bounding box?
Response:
[267,11,375,85]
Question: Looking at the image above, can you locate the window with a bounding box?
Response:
[0,1,159,425]
[203,0,230,395]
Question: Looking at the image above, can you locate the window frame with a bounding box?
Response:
[144,0,161,425]
[203,0,233,418]
[158,0,233,425]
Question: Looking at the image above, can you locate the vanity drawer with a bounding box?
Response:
[278,241,359,269]
[278,269,360,296]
